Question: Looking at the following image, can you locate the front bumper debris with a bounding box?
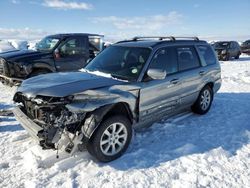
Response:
[13,107,43,141]
[0,74,23,86]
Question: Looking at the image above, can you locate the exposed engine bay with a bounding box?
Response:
[14,93,87,154]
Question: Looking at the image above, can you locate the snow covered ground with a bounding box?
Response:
[0,55,250,188]
[0,40,38,53]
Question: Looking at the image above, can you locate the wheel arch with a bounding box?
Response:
[81,102,134,139]
[205,82,214,91]
[30,62,55,74]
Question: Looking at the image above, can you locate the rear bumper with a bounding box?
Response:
[241,49,250,53]
[13,107,43,142]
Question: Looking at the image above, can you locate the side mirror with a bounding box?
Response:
[54,49,61,59]
[147,69,166,80]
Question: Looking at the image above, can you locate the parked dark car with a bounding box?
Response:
[240,40,250,55]
[212,41,241,61]
[13,36,221,162]
[0,33,104,86]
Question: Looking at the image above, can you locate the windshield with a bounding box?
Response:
[85,46,151,81]
[214,42,229,49]
[36,37,60,51]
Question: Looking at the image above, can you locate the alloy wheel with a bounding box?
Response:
[100,122,128,156]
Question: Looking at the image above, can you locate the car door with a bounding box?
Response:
[55,36,89,71]
[234,42,240,55]
[139,47,182,123]
[175,46,204,107]
[228,42,236,57]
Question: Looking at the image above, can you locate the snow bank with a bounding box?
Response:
[28,40,39,50]
[0,41,16,53]
[8,40,28,50]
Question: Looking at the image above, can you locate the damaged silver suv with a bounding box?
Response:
[13,36,221,162]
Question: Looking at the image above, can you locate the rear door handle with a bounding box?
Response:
[170,79,179,84]
[199,71,206,76]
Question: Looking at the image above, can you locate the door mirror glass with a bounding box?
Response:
[147,69,166,80]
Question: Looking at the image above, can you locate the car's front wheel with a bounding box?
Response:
[87,115,132,162]
[192,85,213,115]
[223,53,230,61]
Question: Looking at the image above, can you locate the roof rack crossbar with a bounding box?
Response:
[132,36,176,41]
[173,36,199,41]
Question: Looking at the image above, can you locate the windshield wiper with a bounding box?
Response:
[111,74,129,81]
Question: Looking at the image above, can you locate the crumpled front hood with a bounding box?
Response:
[17,72,124,98]
[0,50,50,62]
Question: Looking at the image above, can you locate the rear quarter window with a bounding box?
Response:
[197,45,217,65]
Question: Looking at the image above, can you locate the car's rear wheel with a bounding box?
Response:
[235,53,240,59]
[192,85,213,115]
[87,115,132,162]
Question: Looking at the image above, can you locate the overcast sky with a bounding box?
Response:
[0,0,250,41]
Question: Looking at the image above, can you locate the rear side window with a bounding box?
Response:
[177,47,200,71]
[197,45,216,65]
[149,47,178,75]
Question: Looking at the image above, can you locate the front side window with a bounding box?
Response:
[59,37,86,57]
[197,45,216,65]
[177,47,200,71]
[148,47,178,75]
[36,37,60,52]
[85,46,151,81]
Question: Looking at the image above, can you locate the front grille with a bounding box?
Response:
[0,59,4,74]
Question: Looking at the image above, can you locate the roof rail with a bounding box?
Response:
[116,36,199,44]
[116,39,136,44]
[132,36,176,41]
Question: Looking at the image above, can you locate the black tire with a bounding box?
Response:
[87,115,132,162]
[192,85,213,115]
[235,53,240,59]
[223,53,230,61]
[29,69,50,78]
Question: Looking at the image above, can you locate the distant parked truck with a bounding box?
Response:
[212,41,241,61]
[240,40,250,55]
[0,33,104,86]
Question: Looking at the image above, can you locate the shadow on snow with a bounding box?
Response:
[0,123,23,132]
[107,92,250,170]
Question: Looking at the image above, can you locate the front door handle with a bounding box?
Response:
[170,79,179,84]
